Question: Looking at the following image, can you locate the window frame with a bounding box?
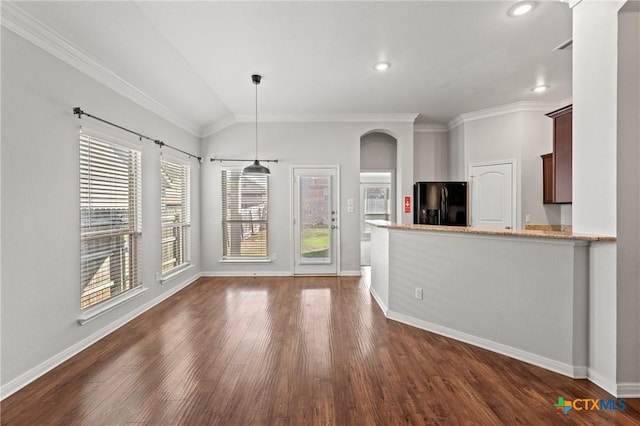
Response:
[160,155,192,277]
[221,168,270,262]
[79,128,143,312]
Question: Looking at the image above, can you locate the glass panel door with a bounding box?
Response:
[293,167,339,275]
[299,175,332,263]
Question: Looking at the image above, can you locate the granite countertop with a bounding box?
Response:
[366,220,616,242]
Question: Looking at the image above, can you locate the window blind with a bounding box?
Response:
[221,170,269,259]
[161,158,191,274]
[80,133,142,310]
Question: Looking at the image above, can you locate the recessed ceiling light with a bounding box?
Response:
[532,84,549,93]
[374,62,390,71]
[508,1,536,17]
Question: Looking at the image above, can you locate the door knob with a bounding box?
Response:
[331,225,337,229]
[331,218,336,222]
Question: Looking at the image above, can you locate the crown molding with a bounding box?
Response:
[414,123,448,133]
[447,101,565,130]
[234,113,419,124]
[1,1,200,137]
[202,112,421,137]
[560,0,583,9]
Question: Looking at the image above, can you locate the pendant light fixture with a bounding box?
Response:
[243,74,271,175]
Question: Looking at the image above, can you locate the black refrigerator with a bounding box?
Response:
[413,181,468,226]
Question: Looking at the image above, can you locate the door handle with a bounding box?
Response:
[331,225,337,229]
[331,218,336,222]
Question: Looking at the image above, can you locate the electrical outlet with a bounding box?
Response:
[525,214,531,223]
[272,252,278,260]
[415,288,423,300]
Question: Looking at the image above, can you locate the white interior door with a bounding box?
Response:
[293,167,339,275]
[469,161,515,229]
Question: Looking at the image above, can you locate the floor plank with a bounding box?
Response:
[2,275,639,425]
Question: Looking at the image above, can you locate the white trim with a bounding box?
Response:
[290,165,341,276]
[1,273,202,401]
[235,113,419,124]
[447,101,564,130]
[588,368,619,397]
[160,150,192,166]
[219,258,272,264]
[0,2,200,136]
[339,270,362,276]
[369,287,389,316]
[160,263,194,284]
[202,270,292,277]
[79,124,144,150]
[387,310,587,379]
[615,383,640,399]
[79,125,142,151]
[78,286,148,325]
[562,0,583,9]
[414,123,448,133]
[202,113,421,137]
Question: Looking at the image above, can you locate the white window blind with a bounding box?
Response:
[80,133,142,310]
[161,158,191,274]
[221,170,269,259]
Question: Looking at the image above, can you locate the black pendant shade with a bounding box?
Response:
[243,74,270,175]
[243,159,271,175]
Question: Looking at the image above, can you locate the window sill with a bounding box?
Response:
[161,263,194,284]
[78,286,148,326]
[220,257,272,264]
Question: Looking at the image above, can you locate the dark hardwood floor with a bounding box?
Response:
[2,274,639,425]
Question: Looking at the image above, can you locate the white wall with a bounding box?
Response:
[572,0,625,396]
[447,124,465,181]
[413,130,448,181]
[616,4,640,390]
[360,132,396,170]
[200,121,414,276]
[386,229,589,377]
[1,29,202,392]
[449,108,561,229]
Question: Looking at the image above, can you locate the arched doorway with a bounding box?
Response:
[360,131,397,266]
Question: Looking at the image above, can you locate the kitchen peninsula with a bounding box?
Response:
[367,220,615,379]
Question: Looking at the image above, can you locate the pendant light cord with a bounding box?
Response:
[255,79,258,160]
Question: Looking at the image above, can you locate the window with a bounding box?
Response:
[221,170,269,259]
[161,158,191,274]
[80,132,142,310]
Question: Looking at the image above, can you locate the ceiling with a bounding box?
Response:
[9,1,573,136]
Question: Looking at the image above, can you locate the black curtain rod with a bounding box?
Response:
[73,107,202,161]
[210,157,279,163]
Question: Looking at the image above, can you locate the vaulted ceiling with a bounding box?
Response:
[7,1,572,136]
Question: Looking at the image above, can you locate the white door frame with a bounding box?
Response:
[360,169,395,239]
[290,165,341,275]
[468,159,517,229]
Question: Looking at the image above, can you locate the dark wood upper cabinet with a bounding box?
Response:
[541,153,554,204]
[545,105,572,204]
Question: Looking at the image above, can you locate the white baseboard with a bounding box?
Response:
[616,382,640,398]
[587,368,620,397]
[340,270,362,276]
[201,270,292,277]
[387,310,586,380]
[369,288,389,316]
[0,273,201,401]
[202,270,362,277]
